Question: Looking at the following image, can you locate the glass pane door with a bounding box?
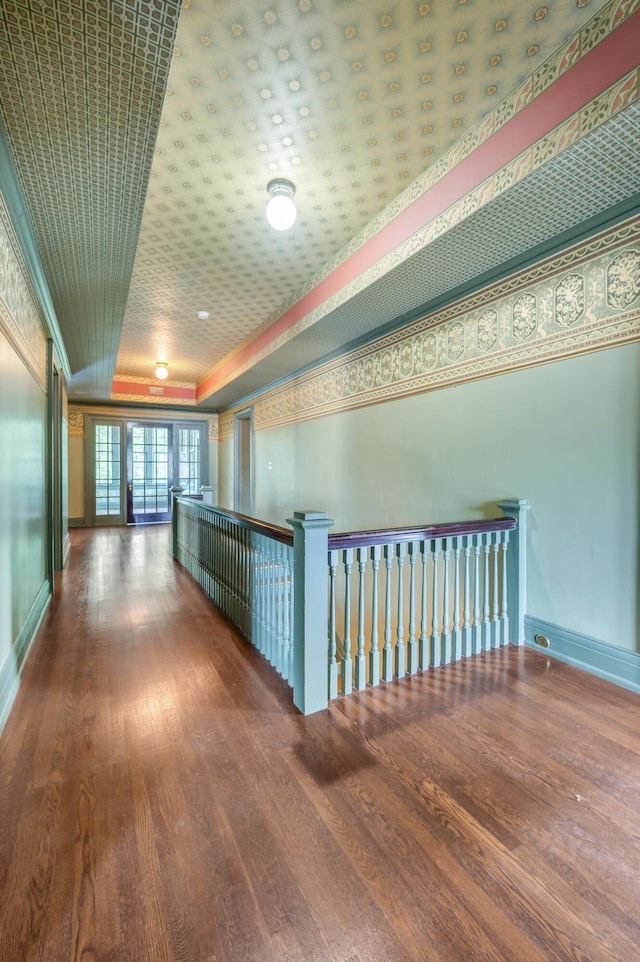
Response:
[94,422,124,524]
[127,423,173,523]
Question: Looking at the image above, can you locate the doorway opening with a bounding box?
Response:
[234,408,254,517]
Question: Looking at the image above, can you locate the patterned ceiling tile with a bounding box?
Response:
[0,0,182,396]
[0,0,629,403]
[115,0,616,388]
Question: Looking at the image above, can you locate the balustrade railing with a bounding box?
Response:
[173,499,295,681]
[172,496,529,715]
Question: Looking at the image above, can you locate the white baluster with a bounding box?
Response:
[341,549,354,695]
[463,539,472,658]
[492,534,501,649]
[259,535,268,655]
[328,549,338,699]
[269,539,280,668]
[276,541,285,673]
[407,542,418,674]
[482,534,491,652]
[453,538,462,662]
[382,545,394,682]
[501,532,510,646]
[419,540,429,670]
[473,536,482,655]
[441,538,452,665]
[262,537,271,660]
[430,538,442,667]
[394,542,406,679]
[369,545,381,686]
[355,548,367,689]
[282,546,292,681]
[244,528,252,637]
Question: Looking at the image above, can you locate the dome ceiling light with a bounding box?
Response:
[155,361,169,380]
[266,178,296,231]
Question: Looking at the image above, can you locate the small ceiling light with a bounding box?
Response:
[266,177,297,230]
[197,310,209,320]
[155,362,169,380]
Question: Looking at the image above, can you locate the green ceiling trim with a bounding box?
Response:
[0,119,70,381]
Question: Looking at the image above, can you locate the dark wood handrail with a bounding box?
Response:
[175,496,516,553]
[175,496,294,545]
[327,517,516,551]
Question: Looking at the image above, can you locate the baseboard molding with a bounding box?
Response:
[68,517,85,528]
[524,615,640,695]
[0,580,51,733]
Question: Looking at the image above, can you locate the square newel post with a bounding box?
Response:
[497,499,530,645]
[170,485,184,559]
[200,485,215,505]
[287,510,335,716]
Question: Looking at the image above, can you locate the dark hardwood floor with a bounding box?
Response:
[1,525,639,962]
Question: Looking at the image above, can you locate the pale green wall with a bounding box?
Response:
[222,344,639,653]
[0,328,47,674]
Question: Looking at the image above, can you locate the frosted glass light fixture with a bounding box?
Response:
[266,178,296,230]
[155,362,169,380]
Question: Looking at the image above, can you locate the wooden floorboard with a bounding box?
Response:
[1,524,639,962]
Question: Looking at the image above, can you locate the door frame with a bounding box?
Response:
[234,408,254,517]
[85,415,209,526]
[85,416,127,526]
[126,421,173,524]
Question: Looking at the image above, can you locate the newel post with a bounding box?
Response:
[497,498,530,645]
[287,510,335,715]
[200,485,215,505]
[170,485,184,559]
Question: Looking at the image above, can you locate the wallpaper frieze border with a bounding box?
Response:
[216,216,640,440]
[0,191,48,387]
[67,403,217,439]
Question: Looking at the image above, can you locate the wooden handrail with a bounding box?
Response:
[176,496,515,551]
[174,496,293,545]
[327,517,516,551]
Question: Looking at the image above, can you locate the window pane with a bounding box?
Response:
[95,423,121,517]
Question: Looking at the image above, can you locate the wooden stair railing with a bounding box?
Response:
[172,495,529,715]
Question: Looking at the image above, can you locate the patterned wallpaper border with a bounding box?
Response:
[204,0,639,388]
[217,215,640,440]
[0,190,48,387]
[68,404,218,440]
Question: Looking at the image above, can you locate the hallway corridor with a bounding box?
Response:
[1,525,639,962]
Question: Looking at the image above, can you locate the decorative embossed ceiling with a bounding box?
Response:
[0,0,637,409]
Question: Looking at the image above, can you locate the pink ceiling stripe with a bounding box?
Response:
[198,11,639,403]
[112,380,196,401]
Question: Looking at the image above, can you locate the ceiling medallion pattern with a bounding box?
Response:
[116,0,614,386]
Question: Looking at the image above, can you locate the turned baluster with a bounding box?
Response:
[369,545,381,687]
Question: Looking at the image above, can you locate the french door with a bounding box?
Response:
[88,417,206,526]
[126,422,172,524]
